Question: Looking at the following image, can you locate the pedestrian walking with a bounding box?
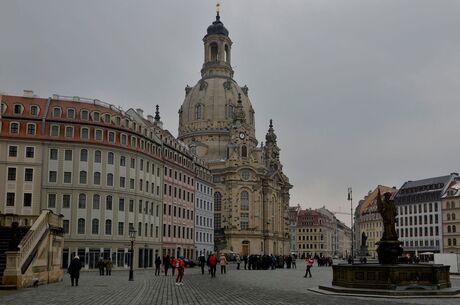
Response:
[219,253,227,274]
[163,255,170,276]
[155,256,162,276]
[97,258,104,276]
[105,258,113,276]
[243,255,248,270]
[236,254,241,270]
[292,255,297,269]
[67,256,82,287]
[175,257,185,286]
[171,257,177,276]
[209,253,217,278]
[199,254,206,275]
[304,255,313,278]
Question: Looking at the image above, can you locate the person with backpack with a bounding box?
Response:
[208,253,217,278]
[304,255,314,278]
[175,257,185,286]
[219,253,228,274]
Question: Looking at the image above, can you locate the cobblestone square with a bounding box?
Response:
[1,262,459,305]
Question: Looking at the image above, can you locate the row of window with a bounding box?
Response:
[196,182,213,196]
[445,201,458,209]
[49,193,160,216]
[163,183,194,202]
[68,218,159,238]
[7,168,34,182]
[162,224,194,240]
[399,202,439,215]
[397,214,439,226]
[446,225,457,233]
[6,121,161,157]
[196,198,213,212]
[5,192,32,207]
[446,213,457,221]
[196,215,213,228]
[403,239,439,248]
[298,243,324,250]
[195,231,213,243]
[447,238,458,246]
[298,235,322,241]
[7,146,35,158]
[399,226,440,238]
[212,191,249,212]
[162,204,194,220]
[164,166,194,186]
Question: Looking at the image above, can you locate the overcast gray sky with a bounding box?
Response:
[2,0,460,226]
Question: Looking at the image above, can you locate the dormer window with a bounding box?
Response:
[30,105,39,116]
[67,108,75,119]
[115,116,121,126]
[104,114,111,123]
[1,103,7,114]
[81,110,89,120]
[92,112,100,122]
[53,107,61,118]
[14,104,23,114]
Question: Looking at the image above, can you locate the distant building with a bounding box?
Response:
[295,207,350,258]
[394,173,458,254]
[288,205,301,255]
[441,177,460,254]
[354,185,398,258]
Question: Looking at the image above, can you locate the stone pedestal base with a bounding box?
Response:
[332,264,451,290]
[376,240,403,264]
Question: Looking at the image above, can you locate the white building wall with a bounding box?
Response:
[195,180,214,258]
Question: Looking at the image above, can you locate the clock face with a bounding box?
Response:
[239,132,245,139]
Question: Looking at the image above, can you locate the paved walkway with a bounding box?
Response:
[1,263,459,305]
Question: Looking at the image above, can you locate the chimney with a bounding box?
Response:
[23,90,34,98]
[136,108,144,117]
[147,115,154,123]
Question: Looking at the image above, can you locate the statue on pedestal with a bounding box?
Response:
[376,189,403,264]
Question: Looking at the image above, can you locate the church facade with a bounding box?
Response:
[177,13,292,256]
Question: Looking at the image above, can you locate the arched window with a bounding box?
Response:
[93,194,100,209]
[77,218,85,234]
[214,192,222,211]
[106,195,113,210]
[224,44,230,63]
[78,193,86,209]
[454,238,457,246]
[226,104,234,119]
[447,214,451,221]
[452,213,456,220]
[448,225,451,233]
[241,191,249,211]
[108,152,114,164]
[453,225,457,233]
[448,238,452,246]
[92,219,99,235]
[107,173,114,186]
[105,219,112,235]
[80,149,88,162]
[195,104,204,120]
[9,122,19,134]
[241,145,248,158]
[94,150,102,163]
[94,172,101,185]
[210,43,218,61]
[79,171,87,184]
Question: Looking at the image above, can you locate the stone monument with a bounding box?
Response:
[317,188,457,296]
[359,232,369,257]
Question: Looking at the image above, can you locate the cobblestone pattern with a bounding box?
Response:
[1,262,459,305]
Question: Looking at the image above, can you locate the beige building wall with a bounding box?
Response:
[442,187,460,254]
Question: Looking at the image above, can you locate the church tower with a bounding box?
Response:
[178,6,292,256]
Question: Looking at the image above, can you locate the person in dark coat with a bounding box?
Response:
[68,256,82,286]
[97,258,104,276]
[199,254,206,275]
[163,255,170,276]
[155,256,162,276]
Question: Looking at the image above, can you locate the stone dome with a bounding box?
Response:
[178,77,255,140]
[206,14,229,37]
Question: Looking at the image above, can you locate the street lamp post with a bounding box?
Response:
[348,187,353,264]
[129,228,136,281]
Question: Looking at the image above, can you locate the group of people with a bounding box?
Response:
[240,254,297,270]
[96,258,113,276]
[156,255,186,285]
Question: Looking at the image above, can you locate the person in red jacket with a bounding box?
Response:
[171,257,177,276]
[175,257,185,286]
[304,255,314,278]
[208,253,217,278]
